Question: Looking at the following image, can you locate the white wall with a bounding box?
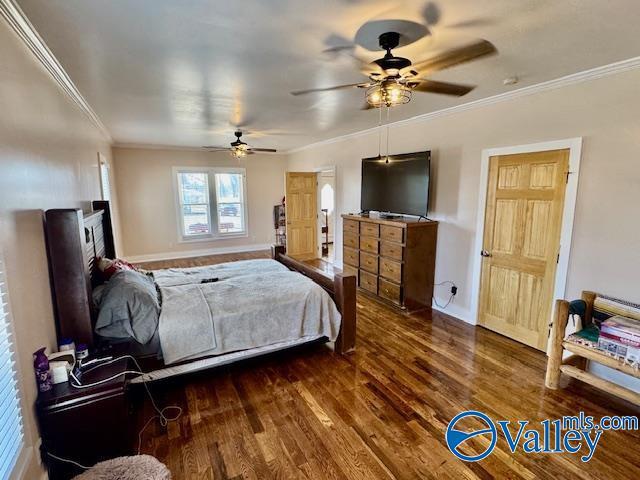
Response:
[112,147,288,260]
[0,17,116,479]
[288,68,640,324]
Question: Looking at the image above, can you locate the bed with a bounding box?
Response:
[44,201,356,381]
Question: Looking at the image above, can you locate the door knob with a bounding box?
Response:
[480,250,492,257]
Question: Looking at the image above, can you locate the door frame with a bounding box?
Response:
[470,137,583,329]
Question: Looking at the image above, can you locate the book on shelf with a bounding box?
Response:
[596,315,640,363]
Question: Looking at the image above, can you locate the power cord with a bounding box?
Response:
[433,280,457,309]
[46,452,91,470]
[46,354,182,469]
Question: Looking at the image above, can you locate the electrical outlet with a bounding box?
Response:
[451,285,458,296]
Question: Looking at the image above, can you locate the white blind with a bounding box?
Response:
[0,258,24,480]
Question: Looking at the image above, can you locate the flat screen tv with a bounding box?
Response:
[361,151,431,217]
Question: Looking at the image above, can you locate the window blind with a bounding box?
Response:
[0,258,24,480]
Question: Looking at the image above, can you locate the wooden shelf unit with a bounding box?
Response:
[341,214,438,311]
[546,290,640,406]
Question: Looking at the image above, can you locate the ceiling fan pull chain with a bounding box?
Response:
[385,105,390,163]
[377,102,383,158]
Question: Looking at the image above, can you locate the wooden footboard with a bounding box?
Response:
[271,245,356,354]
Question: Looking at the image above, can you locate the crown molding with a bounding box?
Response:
[286,55,640,154]
[0,0,112,143]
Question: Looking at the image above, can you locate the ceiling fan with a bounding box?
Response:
[292,31,496,108]
[202,131,277,157]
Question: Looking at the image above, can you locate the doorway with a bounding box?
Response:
[317,168,336,264]
[472,138,582,351]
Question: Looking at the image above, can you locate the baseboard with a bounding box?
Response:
[12,440,47,480]
[431,302,475,325]
[123,243,273,263]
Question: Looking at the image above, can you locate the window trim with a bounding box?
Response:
[173,166,249,243]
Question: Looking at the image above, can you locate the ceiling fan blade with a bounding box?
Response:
[410,79,475,96]
[408,39,497,75]
[324,45,355,54]
[322,33,355,56]
[291,83,368,96]
[360,102,375,110]
[421,2,442,26]
[362,63,384,78]
[202,146,230,151]
[249,148,278,153]
[447,18,495,29]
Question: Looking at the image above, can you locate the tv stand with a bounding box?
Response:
[341,213,438,312]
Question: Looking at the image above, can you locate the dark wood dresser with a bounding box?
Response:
[341,214,438,311]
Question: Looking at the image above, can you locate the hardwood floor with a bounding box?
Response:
[302,257,339,276]
[135,252,640,479]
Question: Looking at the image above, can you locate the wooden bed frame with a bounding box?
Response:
[44,201,356,368]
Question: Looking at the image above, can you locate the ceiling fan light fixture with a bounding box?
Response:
[366,81,411,108]
[231,144,248,158]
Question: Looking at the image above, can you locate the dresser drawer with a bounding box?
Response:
[359,252,378,274]
[359,236,378,253]
[380,241,403,261]
[381,225,404,243]
[343,233,358,249]
[342,264,358,284]
[379,278,401,304]
[344,219,359,234]
[379,257,402,283]
[343,247,359,267]
[360,222,379,238]
[359,270,378,294]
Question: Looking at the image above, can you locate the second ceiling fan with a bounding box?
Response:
[292,31,497,108]
[203,131,277,158]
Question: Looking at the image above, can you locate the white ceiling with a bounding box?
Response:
[16,0,640,151]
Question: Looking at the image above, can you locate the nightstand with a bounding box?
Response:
[36,357,134,480]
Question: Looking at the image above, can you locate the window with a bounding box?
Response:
[0,258,24,480]
[321,183,334,213]
[175,168,247,240]
[177,172,211,237]
[98,153,111,201]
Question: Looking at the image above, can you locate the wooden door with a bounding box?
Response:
[285,172,317,260]
[479,149,569,350]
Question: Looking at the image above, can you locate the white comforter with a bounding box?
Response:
[155,260,341,365]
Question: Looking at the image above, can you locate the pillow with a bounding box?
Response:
[92,284,107,308]
[97,257,139,280]
[94,270,159,344]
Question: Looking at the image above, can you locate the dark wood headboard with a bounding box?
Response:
[44,200,115,346]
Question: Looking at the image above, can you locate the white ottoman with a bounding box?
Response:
[73,455,171,480]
